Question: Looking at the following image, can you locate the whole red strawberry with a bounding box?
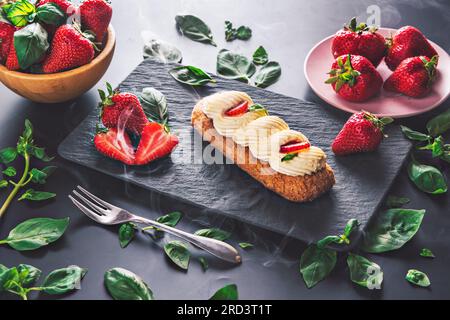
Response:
[80,0,112,43]
[332,17,386,67]
[332,111,393,155]
[385,26,438,71]
[42,24,95,73]
[37,0,77,16]
[99,83,149,135]
[134,122,179,165]
[94,127,135,165]
[0,22,15,64]
[384,55,438,98]
[326,54,382,102]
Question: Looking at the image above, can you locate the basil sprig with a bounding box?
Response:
[225,21,252,41]
[300,244,336,288]
[175,14,216,46]
[347,253,383,289]
[164,240,191,270]
[194,228,231,241]
[317,218,359,248]
[169,65,216,86]
[405,269,430,287]
[361,208,425,253]
[0,217,69,251]
[143,39,182,63]
[408,160,447,194]
[254,61,282,88]
[217,49,256,83]
[104,268,154,300]
[209,284,238,300]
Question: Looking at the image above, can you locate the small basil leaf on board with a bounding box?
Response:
[30,166,56,184]
[143,39,182,63]
[164,240,190,270]
[408,161,447,194]
[35,3,66,26]
[209,284,238,300]
[217,49,256,83]
[2,166,16,177]
[0,217,69,251]
[175,14,216,46]
[118,223,137,248]
[41,265,87,295]
[104,267,154,300]
[17,264,41,286]
[347,253,383,289]
[18,189,56,201]
[254,61,281,88]
[236,25,252,40]
[400,125,431,142]
[4,0,35,27]
[157,211,182,227]
[420,248,435,258]
[361,209,425,253]
[199,257,208,271]
[0,180,8,188]
[140,87,169,125]
[194,228,231,241]
[405,269,430,287]
[29,146,53,162]
[0,147,17,164]
[386,195,410,208]
[169,65,215,86]
[426,109,450,137]
[239,242,253,249]
[252,46,268,65]
[14,22,49,70]
[300,244,337,288]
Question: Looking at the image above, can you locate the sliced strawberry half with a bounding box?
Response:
[279,141,311,154]
[94,128,135,165]
[225,101,249,116]
[134,122,179,165]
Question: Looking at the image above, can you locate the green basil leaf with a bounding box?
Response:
[419,136,445,158]
[164,240,190,270]
[139,87,169,125]
[400,125,431,142]
[0,180,8,188]
[361,208,425,253]
[343,218,359,238]
[14,22,49,70]
[300,244,337,288]
[0,267,20,292]
[209,284,238,300]
[385,195,410,208]
[0,147,17,164]
[217,49,256,83]
[194,228,231,241]
[4,0,35,27]
[2,166,16,177]
[281,153,298,162]
[17,264,41,286]
[28,146,54,162]
[198,257,208,271]
[104,267,154,300]
[22,119,33,141]
[0,217,69,251]
[238,242,253,249]
[420,248,435,258]
[35,3,66,26]
[18,188,56,201]
[169,65,215,86]
[254,61,281,88]
[156,211,182,227]
[41,265,87,295]
[236,25,252,40]
[426,109,450,137]
[408,161,447,194]
[175,14,216,46]
[347,253,383,289]
[143,39,182,63]
[405,269,430,287]
[118,222,137,248]
[317,235,341,248]
[30,166,56,184]
[253,45,268,65]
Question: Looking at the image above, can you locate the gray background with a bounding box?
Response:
[0,0,449,299]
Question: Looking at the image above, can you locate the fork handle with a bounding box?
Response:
[132,216,241,264]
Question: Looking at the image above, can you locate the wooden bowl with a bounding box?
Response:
[0,26,116,103]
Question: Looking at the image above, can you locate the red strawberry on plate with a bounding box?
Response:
[332,17,386,67]
[42,24,95,73]
[99,83,149,135]
[326,54,382,102]
[37,0,77,16]
[94,127,135,165]
[134,122,179,165]
[384,55,438,98]
[385,26,438,71]
[0,22,15,64]
[332,111,393,156]
[80,0,112,43]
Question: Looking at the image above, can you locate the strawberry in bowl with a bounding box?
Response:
[325,54,382,102]
[331,17,386,67]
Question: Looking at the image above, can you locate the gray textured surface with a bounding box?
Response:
[58,58,412,242]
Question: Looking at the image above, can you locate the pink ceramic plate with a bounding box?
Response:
[304,28,450,118]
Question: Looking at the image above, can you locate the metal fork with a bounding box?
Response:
[69,186,241,264]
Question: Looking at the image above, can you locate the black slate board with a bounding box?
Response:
[58,59,411,242]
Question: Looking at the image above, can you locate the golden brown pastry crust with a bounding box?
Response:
[191,101,335,202]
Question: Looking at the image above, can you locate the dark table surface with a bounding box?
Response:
[0,0,449,300]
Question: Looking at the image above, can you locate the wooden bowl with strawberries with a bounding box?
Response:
[0,25,115,104]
